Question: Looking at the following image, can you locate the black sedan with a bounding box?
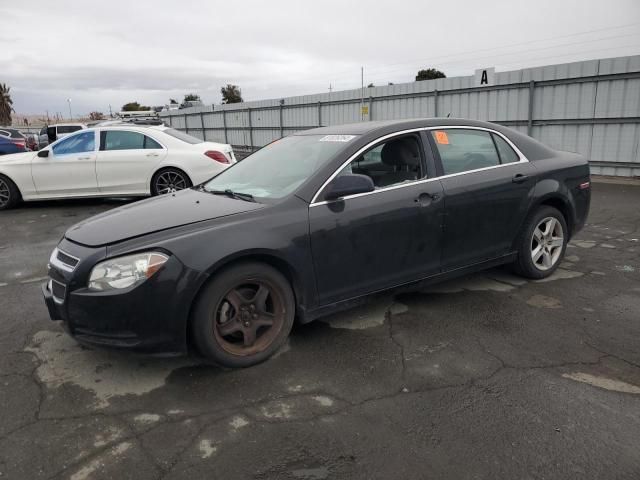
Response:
[43,119,591,367]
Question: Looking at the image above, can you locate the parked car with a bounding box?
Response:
[23,133,39,151]
[41,118,590,367]
[0,136,27,155]
[38,123,87,149]
[0,127,28,150]
[0,125,235,208]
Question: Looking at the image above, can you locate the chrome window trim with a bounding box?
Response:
[309,125,529,207]
[49,247,80,273]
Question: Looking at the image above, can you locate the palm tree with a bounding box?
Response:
[0,83,13,126]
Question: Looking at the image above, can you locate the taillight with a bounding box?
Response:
[204,150,229,164]
[579,181,590,190]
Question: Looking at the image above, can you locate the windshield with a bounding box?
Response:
[163,128,203,144]
[203,135,354,200]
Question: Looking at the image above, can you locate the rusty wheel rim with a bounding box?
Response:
[212,279,285,356]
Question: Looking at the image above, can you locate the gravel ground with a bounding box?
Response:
[0,181,639,479]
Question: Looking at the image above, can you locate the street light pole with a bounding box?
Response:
[67,98,72,121]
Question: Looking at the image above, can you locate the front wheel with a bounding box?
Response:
[151,168,192,196]
[513,206,568,279]
[192,262,295,368]
[0,174,21,210]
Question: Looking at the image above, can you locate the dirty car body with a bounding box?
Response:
[43,118,590,359]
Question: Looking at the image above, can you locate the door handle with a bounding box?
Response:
[78,156,91,160]
[414,192,440,204]
[146,152,159,157]
[512,174,529,184]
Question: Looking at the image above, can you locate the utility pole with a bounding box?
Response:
[360,66,364,121]
[67,98,72,121]
[108,104,113,118]
[328,83,333,93]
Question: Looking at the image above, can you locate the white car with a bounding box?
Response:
[0,125,236,210]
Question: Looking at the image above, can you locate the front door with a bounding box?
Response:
[309,133,444,305]
[31,130,98,197]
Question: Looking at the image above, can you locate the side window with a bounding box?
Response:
[57,125,82,134]
[101,131,145,151]
[492,134,520,164]
[335,135,424,189]
[144,135,162,149]
[52,131,95,155]
[430,129,500,175]
[39,127,47,135]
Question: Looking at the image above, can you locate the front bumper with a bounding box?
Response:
[42,238,206,355]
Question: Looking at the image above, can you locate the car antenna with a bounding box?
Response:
[447,112,451,118]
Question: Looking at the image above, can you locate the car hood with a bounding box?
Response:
[65,188,265,247]
[0,151,34,164]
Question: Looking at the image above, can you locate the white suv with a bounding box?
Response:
[38,123,87,149]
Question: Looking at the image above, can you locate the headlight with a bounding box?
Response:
[88,252,169,291]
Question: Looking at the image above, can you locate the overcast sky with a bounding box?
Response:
[2,0,639,116]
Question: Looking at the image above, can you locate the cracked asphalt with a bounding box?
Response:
[1,181,639,480]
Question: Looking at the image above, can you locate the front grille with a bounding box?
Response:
[56,250,79,269]
[51,279,66,303]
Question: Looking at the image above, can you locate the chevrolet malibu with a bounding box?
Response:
[43,119,590,367]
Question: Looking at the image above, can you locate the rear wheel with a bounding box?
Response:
[192,262,295,367]
[513,206,567,279]
[0,175,21,210]
[151,168,192,196]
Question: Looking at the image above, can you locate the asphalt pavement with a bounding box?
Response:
[0,182,639,479]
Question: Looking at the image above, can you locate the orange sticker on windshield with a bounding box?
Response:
[434,131,449,145]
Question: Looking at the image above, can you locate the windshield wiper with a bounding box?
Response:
[208,189,256,202]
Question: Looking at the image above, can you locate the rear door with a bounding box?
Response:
[96,129,167,194]
[427,127,536,270]
[31,130,98,196]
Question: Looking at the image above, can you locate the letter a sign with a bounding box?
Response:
[474,67,495,87]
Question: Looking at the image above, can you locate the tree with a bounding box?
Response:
[89,111,104,121]
[121,102,151,111]
[0,83,13,125]
[183,93,201,102]
[220,84,243,104]
[367,83,375,88]
[415,68,446,81]
[169,98,178,104]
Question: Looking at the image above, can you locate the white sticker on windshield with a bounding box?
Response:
[319,135,356,142]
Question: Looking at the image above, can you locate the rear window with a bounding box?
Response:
[0,128,25,139]
[57,125,83,134]
[163,128,203,144]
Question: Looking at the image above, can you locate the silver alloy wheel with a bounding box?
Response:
[155,171,187,195]
[0,178,10,207]
[531,216,564,271]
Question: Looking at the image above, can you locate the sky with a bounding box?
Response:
[1,0,640,116]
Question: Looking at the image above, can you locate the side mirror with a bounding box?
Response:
[324,174,374,201]
[38,150,49,158]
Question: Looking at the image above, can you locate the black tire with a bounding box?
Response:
[192,262,295,368]
[151,168,192,196]
[513,206,568,279]
[0,174,21,211]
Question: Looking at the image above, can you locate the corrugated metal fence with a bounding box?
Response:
[160,55,640,177]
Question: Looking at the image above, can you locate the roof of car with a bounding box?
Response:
[298,118,511,135]
[298,117,555,160]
